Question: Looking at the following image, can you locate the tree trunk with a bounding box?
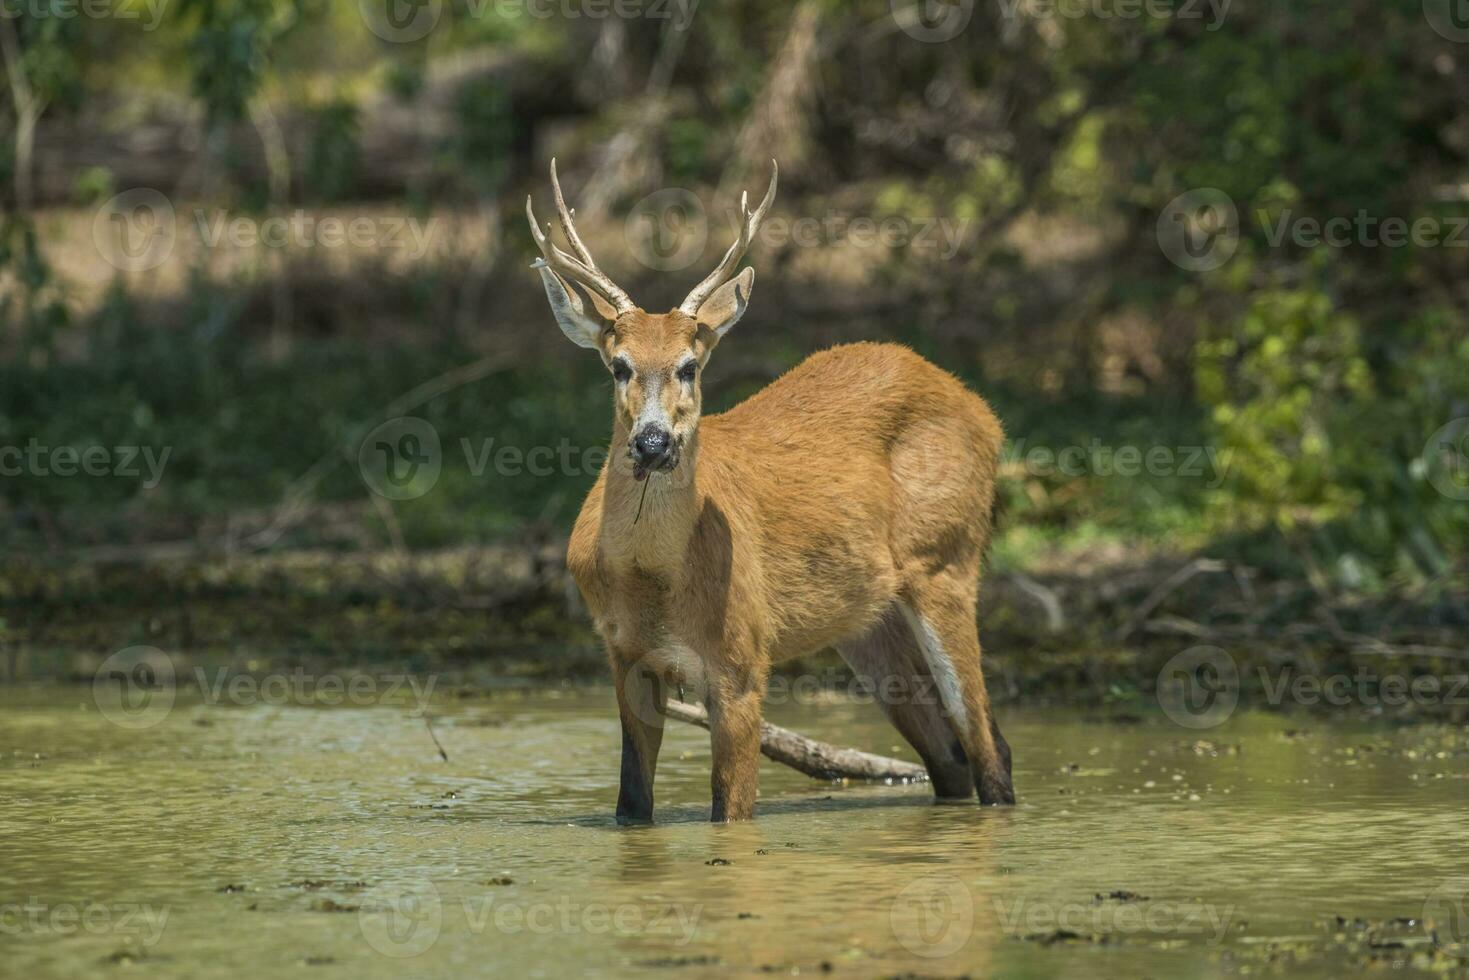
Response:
[0,16,43,212]
[721,0,824,196]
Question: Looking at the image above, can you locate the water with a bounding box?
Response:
[3,683,1468,978]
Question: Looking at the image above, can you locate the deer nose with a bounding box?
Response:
[633,427,671,464]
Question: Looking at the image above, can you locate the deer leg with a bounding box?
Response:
[990,711,1013,785]
[899,578,1015,806]
[706,662,767,822]
[836,608,975,800]
[612,657,668,826]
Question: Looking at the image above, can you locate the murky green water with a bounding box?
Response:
[3,682,1468,978]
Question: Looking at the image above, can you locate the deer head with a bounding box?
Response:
[528,159,778,481]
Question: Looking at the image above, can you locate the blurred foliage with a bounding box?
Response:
[2,6,83,111]
[0,218,69,361]
[447,78,515,199]
[0,283,611,544]
[304,100,362,203]
[1196,282,1374,531]
[0,0,1466,601]
[175,0,303,127]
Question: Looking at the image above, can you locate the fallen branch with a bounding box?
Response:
[1005,572,1066,633]
[664,700,928,784]
[1117,558,1229,641]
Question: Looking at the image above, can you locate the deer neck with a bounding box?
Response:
[603,422,702,571]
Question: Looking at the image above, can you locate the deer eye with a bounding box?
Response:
[676,361,697,384]
[611,359,632,383]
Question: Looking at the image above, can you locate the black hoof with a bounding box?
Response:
[979,777,1016,806]
[615,811,653,827]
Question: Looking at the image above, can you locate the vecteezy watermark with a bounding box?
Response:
[366,424,1231,503]
[0,441,170,488]
[0,899,170,946]
[0,0,170,30]
[1006,439,1233,487]
[1158,188,1469,271]
[462,438,617,481]
[754,211,970,259]
[1155,646,1239,729]
[890,0,1227,43]
[767,670,950,710]
[1258,210,1469,250]
[92,648,439,730]
[190,668,439,712]
[93,646,177,730]
[891,876,974,958]
[93,190,442,272]
[359,417,443,501]
[625,189,709,273]
[1419,418,1469,501]
[359,881,444,958]
[996,0,1229,29]
[358,0,442,42]
[490,0,698,29]
[358,880,702,958]
[193,211,440,258]
[358,0,697,43]
[1257,667,1469,711]
[616,658,957,728]
[361,421,630,503]
[1424,879,1469,956]
[1157,188,1240,272]
[1156,646,1469,728]
[993,895,1237,944]
[624,188,972,272]
[889,0,976,42]
[93,188,177,273]
[890,876,1236,957]
[1424,0,1469,43]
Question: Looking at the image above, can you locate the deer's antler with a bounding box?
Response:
[679,161,778,317]
[526,159,637,317]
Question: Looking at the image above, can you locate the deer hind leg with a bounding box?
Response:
[898,575,1015,806]
[836,608,974,799]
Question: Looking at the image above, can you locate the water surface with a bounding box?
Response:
[3,685,1467,977]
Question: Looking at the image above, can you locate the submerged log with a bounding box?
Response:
[663,699,928,784]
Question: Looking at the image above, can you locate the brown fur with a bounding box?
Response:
[567,318,1014,823]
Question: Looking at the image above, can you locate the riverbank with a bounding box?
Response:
[6,536,1465,722]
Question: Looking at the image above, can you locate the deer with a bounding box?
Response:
[526,159,1014,823]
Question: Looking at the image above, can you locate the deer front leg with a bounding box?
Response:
[706,662,767,822]
[613,657,668,826]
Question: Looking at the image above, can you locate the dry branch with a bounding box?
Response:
[1117,558,1229,641]
[1005,572,1066,632]
[664,699,928,784]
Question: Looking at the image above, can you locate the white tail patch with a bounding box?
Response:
[897,602,969,731]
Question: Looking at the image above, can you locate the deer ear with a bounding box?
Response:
[695,267,754,339]
[533,260,609,349]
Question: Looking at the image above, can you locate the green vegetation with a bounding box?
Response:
[1,0,1465,671]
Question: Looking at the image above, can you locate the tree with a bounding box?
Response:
[0,9,81,211]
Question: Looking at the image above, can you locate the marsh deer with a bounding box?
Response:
[527,160,1014,823]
